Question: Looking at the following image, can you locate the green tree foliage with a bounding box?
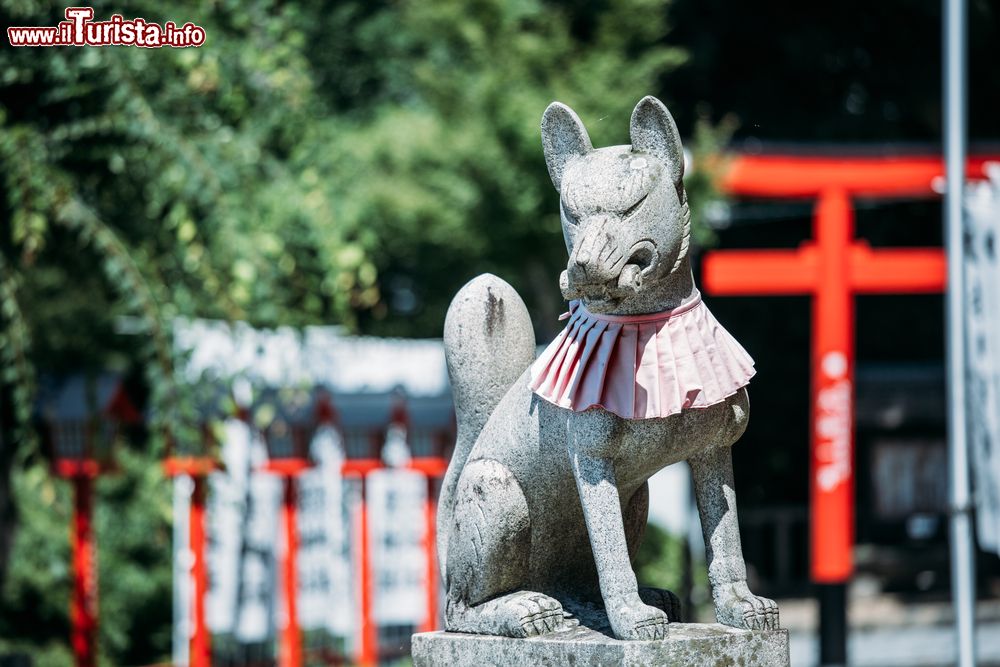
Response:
[0,0,716,662]
[299,0,691,335]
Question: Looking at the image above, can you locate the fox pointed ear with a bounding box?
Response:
[541,102,593,191]
[630,96,684,185]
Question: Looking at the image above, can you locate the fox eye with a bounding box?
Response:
[622,194,648,218]
[560,201,579,226]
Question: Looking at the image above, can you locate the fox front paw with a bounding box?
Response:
[714,582,779,631]
[607,595,670,640]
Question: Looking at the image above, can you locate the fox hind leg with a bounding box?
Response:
[444,458,565,637]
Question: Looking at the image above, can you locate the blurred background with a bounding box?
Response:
[1,0,1000,665]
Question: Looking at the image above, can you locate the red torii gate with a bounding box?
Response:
[702,152,1000,663]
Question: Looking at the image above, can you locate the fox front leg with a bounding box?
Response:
[567,411,668,640]
[690,445,779,630]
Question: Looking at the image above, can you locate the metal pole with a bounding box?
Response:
[818,584,848,667]
[944,0,976,665]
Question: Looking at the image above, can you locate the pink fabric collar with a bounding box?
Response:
[530,293,754,420]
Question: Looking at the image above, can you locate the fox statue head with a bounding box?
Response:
[541,96,692,315]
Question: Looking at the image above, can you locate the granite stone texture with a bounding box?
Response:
[412,624,790,667]
[433,96,778,646]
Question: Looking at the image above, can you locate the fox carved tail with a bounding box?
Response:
[437,274,536,577]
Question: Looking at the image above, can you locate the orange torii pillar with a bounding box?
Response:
[703,153,999,666]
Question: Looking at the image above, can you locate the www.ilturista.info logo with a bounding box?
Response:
[7,7,206,47]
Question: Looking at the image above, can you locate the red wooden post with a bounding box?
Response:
[280,477,302,667]
[810,189,856,582]
[422,475,438,634]
[70,474,97,667]
[357,474,376,667]
[190,475,211,667]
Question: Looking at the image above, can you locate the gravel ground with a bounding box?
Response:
[789,621,1000,666]
[772,588,1000,666]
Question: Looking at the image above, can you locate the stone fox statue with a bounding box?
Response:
[437,96,778,641]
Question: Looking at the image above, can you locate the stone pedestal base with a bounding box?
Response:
[412,623,789,666]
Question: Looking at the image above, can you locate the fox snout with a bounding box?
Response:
[562,215,657,300]
[567,215,624,286]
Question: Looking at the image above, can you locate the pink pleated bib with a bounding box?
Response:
[529,292,755,420]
